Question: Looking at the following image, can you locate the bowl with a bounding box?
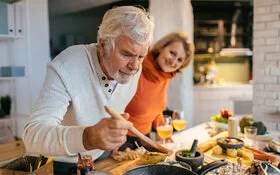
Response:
[217,137,244,150]
[140,151,168,164]
[210,121,228,131]
[175,149,204,171]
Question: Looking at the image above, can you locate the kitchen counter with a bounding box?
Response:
[194,83,252,89]
[193,83,253,125]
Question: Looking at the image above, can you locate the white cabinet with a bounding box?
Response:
[193,84,253,125]
[0,0,27,141]
[0,1,24,39]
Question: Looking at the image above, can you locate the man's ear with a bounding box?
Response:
[98,39,106,57]
[99,39,105,47]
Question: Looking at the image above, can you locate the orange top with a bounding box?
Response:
[125,52,175,136]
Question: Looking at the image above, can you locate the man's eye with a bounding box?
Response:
[139,57,145,62]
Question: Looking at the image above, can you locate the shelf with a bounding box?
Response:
[0,114,28,120]
[0,77,24,80]
[194,53,251,63]
[0,35,24,40]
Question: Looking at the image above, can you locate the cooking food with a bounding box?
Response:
[217,137,244,150]
[140,151,168,164]
[112,147,146,161]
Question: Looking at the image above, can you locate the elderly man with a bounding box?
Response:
[23,6,154,174]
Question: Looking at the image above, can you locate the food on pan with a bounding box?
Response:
[141,151,168,164]
[226,148,237,157]
[212,145,223,155]
[112,147,146,161]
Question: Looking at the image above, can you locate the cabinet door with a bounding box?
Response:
[0,2,15,36]
[14,1,23,37]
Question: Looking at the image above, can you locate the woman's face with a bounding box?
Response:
[157,41,186,73]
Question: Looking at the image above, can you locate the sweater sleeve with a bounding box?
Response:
[22,64,87,156]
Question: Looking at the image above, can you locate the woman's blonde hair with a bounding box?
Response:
[151,31,194,73]
[97,6,154,51]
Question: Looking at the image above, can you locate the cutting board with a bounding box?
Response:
[205,147,253,167]
[0,140,25,162]
[95,157,142,175]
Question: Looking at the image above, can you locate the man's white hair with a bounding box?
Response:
[97,6,155,50]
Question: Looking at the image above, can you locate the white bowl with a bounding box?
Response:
[210,121,228,131]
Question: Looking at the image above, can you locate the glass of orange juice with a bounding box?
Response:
[156,115,173,144]
[172,109,187,131]
[172,109,187,147]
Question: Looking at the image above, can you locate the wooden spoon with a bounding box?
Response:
[104,106,169,154]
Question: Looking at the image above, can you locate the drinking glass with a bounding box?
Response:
[171,109,187,148]
[172,109,187,132]
[156,115,173,144]
[244,126,257,147]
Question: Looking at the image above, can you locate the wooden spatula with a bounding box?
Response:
[104,106,169,154]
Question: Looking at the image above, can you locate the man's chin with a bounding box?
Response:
[116,76,132,84]
[117,78,130,84]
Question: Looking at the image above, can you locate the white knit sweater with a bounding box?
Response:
[23,44,141,163]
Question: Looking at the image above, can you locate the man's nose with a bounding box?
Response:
[128,58,140,71]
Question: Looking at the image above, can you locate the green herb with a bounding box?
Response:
[180,150,191,157]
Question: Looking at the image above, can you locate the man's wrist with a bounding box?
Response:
[83,127,92,150]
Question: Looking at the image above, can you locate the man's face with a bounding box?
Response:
[99,35,149,84]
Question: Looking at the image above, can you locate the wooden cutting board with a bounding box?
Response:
[95,158,142,175]
[0,140,25,162]
[205,147,253,167]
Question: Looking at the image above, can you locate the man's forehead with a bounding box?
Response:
[116,36,149,55]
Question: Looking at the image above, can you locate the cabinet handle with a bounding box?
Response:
[9,29,13,33]
[18,29,22,33]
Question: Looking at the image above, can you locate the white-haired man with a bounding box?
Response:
[23,6,154,174]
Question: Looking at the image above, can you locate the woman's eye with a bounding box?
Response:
[178,58,183,63]
[170,51,176,56]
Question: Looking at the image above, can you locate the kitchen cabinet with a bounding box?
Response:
[194,19,250,54]
[193,84,252,125]
[0,1,24,39]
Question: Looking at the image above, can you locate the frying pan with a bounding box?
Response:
[122,160,227,175]
[104,106,169,154]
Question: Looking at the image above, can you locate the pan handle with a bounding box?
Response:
[197,160,227,175]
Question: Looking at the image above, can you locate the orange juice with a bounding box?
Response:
[156,125,173,139]
[172,120,187,131]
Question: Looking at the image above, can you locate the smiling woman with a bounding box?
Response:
[119,31,194,151]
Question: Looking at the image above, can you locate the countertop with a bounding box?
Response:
[194,83,252,89]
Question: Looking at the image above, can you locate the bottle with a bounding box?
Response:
[228,117,239,137]
[77,154,94,175]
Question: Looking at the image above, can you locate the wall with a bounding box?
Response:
[149,0,194,127]
[0,0,51,138]
[253,0,280,131]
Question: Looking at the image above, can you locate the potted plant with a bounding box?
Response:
[0,95,11,117]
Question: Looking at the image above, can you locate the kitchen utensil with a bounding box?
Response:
[190,139,198,157]
[121,160,227,175]
[175,149,204,172]
[104,106,169,154]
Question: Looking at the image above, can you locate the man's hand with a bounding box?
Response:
[83,113,131,151]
